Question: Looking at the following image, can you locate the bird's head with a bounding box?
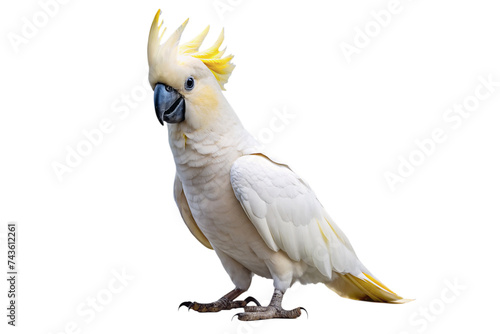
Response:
[147,10,235,130]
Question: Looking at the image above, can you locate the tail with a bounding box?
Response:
[325,272,413,304]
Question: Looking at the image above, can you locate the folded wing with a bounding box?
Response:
[230,154,363,279]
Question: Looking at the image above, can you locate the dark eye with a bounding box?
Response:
[185,76,195,91]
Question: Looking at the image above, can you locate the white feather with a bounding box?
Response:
[231,154,365,279]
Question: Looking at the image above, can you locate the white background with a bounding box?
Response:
[1,0,499,333]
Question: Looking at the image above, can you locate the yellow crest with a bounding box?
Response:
[147,10,235,90]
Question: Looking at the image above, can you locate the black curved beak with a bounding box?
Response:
[154,83,185,125]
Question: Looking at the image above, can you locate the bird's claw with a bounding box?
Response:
[233,305,304,321]
[243,296,261,307]
[177,296,260,313]
[178,301,194,311]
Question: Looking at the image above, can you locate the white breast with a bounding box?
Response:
[168,125,279,277]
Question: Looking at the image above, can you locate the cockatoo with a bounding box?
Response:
[147,10,411,321]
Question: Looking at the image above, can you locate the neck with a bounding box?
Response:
[167,106,258,178]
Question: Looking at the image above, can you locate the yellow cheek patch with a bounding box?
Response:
[192,85,219,112]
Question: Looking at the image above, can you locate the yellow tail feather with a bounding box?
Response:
[325,272,413,304]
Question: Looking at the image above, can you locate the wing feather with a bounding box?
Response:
[230,154,362,279]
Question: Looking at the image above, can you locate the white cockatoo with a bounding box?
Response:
[147,10,410,321]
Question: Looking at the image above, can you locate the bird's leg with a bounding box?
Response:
[235,289,304,321]
[179,288,261,313]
